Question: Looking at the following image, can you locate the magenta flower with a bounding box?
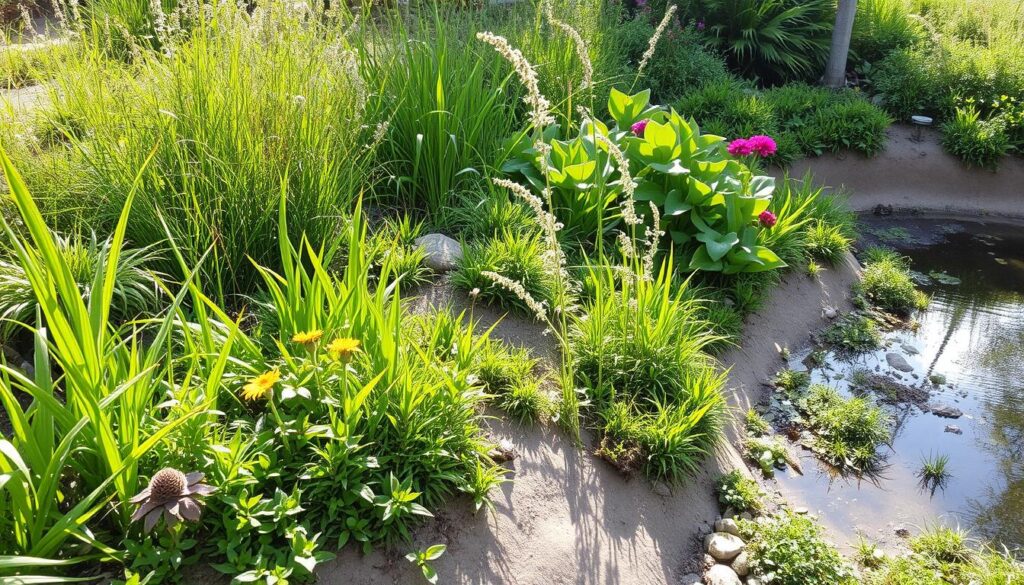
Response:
[636,0,647,6]
[631,119,649,137]
[727,138,753,157]
[758,210,777,228]
[748,135,778,157]
[696,19,706,31]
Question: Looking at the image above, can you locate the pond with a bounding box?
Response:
[772,216,1024,554]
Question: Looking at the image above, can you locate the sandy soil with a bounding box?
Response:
[326,258,861,585]
[778,124,1024,219]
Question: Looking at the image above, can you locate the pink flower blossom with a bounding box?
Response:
[696,19,705,31]
[727,138,753,157]
[748,134,778,157]
[631,119,649,137]
[758,210,777,228]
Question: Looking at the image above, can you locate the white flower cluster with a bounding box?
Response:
[638,5,678,77]
[595,134,641,226]
[543,2,593,91]
[482,271,549,322]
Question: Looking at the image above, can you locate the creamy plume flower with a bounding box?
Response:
[642,202,663,280]
[491,178,567,279]
[482,271,548,322]
[476,31,555,129]
[638,5,677,77]
[595,134,641,226]
[543,1,593,90]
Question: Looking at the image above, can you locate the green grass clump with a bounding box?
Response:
[801,385,891,471]
[774,369,811,392]
[865,526,1024,585]
[740,512,855,585]
[715,470,764,513]
[805,220,853,264]
[453,230,557,317]
[745,408,771,436]
[498,379,553,425]
[918,452,952,491]
[472,340,552,425]
[441,187,537,241]
[859,247,929,314]
[941,105,1011,170]
[823,314,883,353]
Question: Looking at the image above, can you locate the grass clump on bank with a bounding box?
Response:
[800,384,891,472]
[740,512,856,585]
[716,470,764,513]
[864,527,1024,584]
[858,247,929,314]
[823,314,883,352]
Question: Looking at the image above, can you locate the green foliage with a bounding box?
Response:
[739,513,856,585]
[406,544,447,584]
[805,220,853,265]
[715,469,764,512]
[34,2,376,300]
[800,385,891,472]
[441,187,537,241]
[859,247,929,314]
[577,259,727,483]
[744,408,771,436]
[774,369,810,392]
[472,340,551,424]
[616,18,731,102]
[823,314,883,353]
[0,231,162,339]
[453,230,557,316]
[0,37,75,88]
[865,526,1023,585]
[941,105,1012,170]
[918,452,951,491]
[744,436,790,476]
[700,0,835,82]
[851,0,925,64]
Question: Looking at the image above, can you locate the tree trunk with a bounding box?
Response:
[824,0,858,88]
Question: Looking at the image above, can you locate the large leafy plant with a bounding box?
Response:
[502,88,787,274]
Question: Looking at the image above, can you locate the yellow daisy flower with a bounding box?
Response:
[291,329,323,350]
[327,337,361,363]
[241,369,281,401]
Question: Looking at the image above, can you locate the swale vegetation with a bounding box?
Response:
[862,526,1024,584]
[857,247,929,315]
[739,512,856,585]
[798,384,891,472]
[0,0,897,580]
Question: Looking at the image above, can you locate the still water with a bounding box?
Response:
[774,217,1024,553]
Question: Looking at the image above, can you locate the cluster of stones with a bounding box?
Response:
[698,515,758,585]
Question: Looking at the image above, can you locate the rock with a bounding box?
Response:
[739,511,753,522]
[901,344,920,355]
[723,506,737,520]
[715,518,741,537]
[823,307,838,320]
[414,233,462,272]
[895,527,911,538]
[747,579,763,585]
[705,564,742,585]
[886,353,914,373]
[731,551,750,577]
[794,506,809,515]
[679,573,702,585]
[928,402,963,419]
[929,373,947,385]
[944,425,963,435]
[704,532,745,562]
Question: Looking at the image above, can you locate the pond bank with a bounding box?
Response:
[779,124,1024,219]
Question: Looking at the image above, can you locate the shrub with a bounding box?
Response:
[774,369,810,392]
[859,247,929,314]
[700,0,835,82]
[453,230,557,317]
[616,17,731,102]
[739,513,856,585]
[872,48,940,121]
[716,469,764,513]
[941,105,1012,170]
[800,384,891,471]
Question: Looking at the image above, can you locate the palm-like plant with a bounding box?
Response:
[702,0,835,82]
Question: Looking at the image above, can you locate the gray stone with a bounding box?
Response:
[747,579,763,585]
[794,506,809,515]
[704,532,745,562]
[928,402,963,419]
[414,233,462,272]
[901,344,920,355]
[886,353,914,372]
[824,307,838,319]
[679,573,702,585]
[944,425,963,434]
[731,551,750,577]
[738,511,753,522]
[705,564,742,585]
[714,518,741,537]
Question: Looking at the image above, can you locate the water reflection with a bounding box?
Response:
[775,218,1024,554]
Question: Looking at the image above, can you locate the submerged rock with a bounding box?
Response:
[944,425,963,435]
[901,343,920,355]
[864,374,930,406]
[928,402,963,419]
[886,353,914,372]
[705,564,742,585]
[414,233,462,272]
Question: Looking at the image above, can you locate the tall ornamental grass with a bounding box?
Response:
[43,1,376,300]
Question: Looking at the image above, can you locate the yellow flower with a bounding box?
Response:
[327,337,361,363]
[291,329,323,348]
[241,369,281,401]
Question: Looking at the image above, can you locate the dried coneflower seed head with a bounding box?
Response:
[149,468,187,502]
